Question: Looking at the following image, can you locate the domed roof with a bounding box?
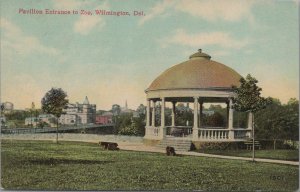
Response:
[147,49,241,92]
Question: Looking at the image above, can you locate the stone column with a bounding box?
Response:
[152,101,156,127]
[160,97,166,139]
[226,101,229,127]
[193,97,199,140]
[248,112,253,129]
[161,98,165,127]
[199,101,203,128]
[146,99,150,127]
[228,98,234,129]
[247,112,253,138]
[228,98,234,139]
[171,101,176,127]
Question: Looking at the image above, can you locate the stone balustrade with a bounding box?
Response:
[166,126,193,137]
[145,126,160,139]
[198,128,229,140]
[145,126,252,141]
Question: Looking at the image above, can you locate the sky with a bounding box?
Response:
[0,0,299,110]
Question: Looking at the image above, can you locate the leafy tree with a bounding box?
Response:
[203,112,225,127]
[204,104,227,127]
[165,107,172,126]
[111,104,121,132]
[233,111,248,128]
[0,103,4,113]
[37,121,50,129]
[287,98,298,105]
[255,98,299,149]
[115,109,147,136]
[134,116,146,136]
[41,88,68,143]
[155,103,161,126]
[232,74,272,160]
[176,103,187,113]
[232,74,271,113]
[283,98,299,142]
[136,104,146,117]
[118,118,140,136]
[5,110,31,121]
[114,113,131,134]
[255,98,284,149]
[175,106,193,126]
[111,104,121,116]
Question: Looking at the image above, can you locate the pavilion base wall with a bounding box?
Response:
[192,141,245,150]
[143,139,161,146]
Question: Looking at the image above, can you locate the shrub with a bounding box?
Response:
[198,142,244,151]
[118,124,138,136]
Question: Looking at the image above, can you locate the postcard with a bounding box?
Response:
[1,0,299,191]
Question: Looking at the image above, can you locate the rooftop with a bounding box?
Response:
[147,49,241,92]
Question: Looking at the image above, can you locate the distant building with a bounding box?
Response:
[38,114,56,127]
[1,101,14,113]
[59,114,77,125]
[120,100,137,114]
[96,112,113,124]
[121,100,129,112]
[59,96,96,125]
[0,116,6,124]
[24,114,57,127]
[25,117,39,126]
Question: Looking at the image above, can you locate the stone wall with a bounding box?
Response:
[1,133,143,144]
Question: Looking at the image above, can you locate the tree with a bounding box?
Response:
[285,98,299,142]
[255,98,299,149]
[111,104,121,116]
[175,106,193,126]
[0,103,4,112]
[118,117,139,136]
[203,112,225,127]
[255,98,284,149]
[111,104,121,133]
[41,88,68,143]
[136,104,146,116]
[232,74,272,161]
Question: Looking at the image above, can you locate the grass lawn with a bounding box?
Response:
[201,149,299,161]
[1,140,299,191]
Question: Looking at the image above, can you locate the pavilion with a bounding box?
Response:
[144,49,252,143]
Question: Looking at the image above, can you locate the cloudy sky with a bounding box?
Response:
[1,0,299,110]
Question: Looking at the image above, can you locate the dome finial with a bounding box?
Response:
[189,49,211,60]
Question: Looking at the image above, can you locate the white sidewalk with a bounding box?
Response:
[118,142,299,166]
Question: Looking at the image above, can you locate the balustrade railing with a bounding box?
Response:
[234,128,252,139]
[199,128,229,140]
[166,126,193,137]
[198,128,251,140]
[145,126,252,141]
[146,126,159,137]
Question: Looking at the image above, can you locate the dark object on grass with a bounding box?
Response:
[166,146,176,156]
[99,142,119,150]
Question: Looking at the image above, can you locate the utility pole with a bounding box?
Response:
[252,114,255,162]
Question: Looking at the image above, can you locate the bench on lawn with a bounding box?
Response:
[244,140,261,150]
[99,142,119,150]
[166,146,176,156]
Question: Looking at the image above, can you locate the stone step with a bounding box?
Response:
[158,140,191,144]
[156,139,192,151]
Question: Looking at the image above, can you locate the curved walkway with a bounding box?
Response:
[118,143,299,166]
[2,133,298,166]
